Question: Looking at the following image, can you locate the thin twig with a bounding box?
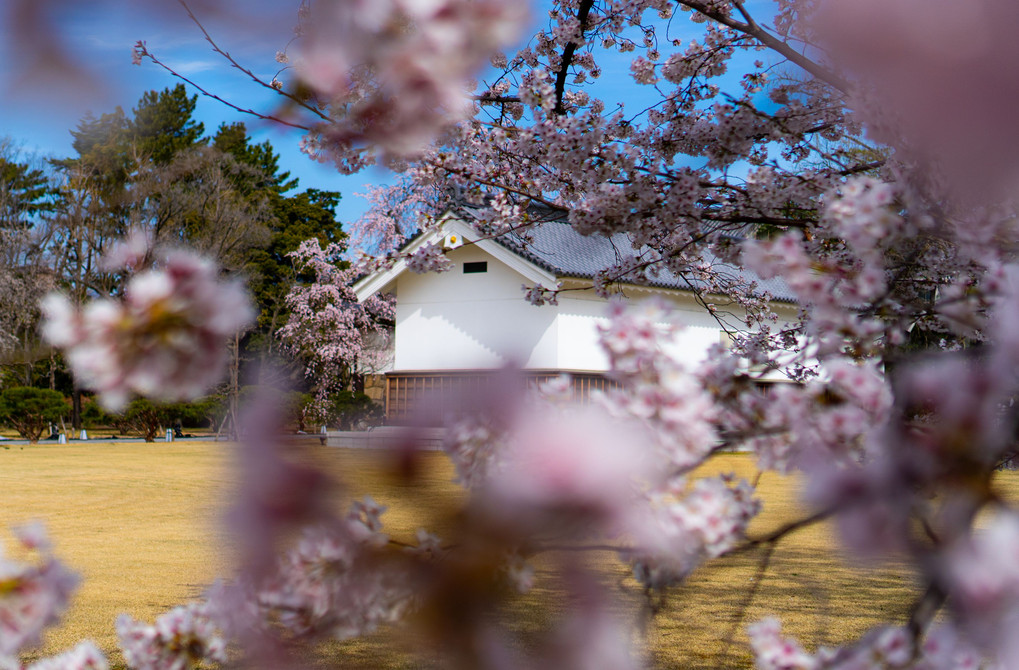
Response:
[176,0,332,123]
[742,507,835,549]
[906,582,945,649]
[137,45,312,132]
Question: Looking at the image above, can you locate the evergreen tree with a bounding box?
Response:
[212,122,296,194]
[130,84,204,164]
[0,154,54,230]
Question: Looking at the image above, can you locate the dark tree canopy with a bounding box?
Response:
[0,386,67,443]
[131,84,205,164]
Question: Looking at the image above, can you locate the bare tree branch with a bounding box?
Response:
[176,0,332,123]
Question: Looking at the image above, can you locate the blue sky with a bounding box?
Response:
[0,2,780,225]
[0,2,393,224]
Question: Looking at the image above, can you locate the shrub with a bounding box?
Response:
[329,391,384,431]
[283,391,314,432]
[0,387,68,443]
[162,397,224,429]
[123,399,166,442]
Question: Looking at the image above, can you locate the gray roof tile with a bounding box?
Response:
[453,206,796,303]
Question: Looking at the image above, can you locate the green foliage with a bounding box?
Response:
[96,397,224,439]
[81,397,132,434]
[123,398,167,443]
[281,390,314,432]
[30,87,351,410]
[0,387,67,442]
[247,188,347,333]
[0,153,55,229]
[81,398,111,430]
[329,391,384,431]
[131,85,205,164]
[213,122,296,194]
[56,85,203,190]
[62,108,132,191]
[163,397,224,429]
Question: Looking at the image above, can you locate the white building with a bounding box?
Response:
[354,209,795,422]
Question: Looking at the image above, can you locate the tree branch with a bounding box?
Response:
[676,0,848,92]
[134,43,313,132]
[553,0,596,115]
[176,0,332,123]
[742,507,835,549]
[475,94,522,105]
[906,581,945,644]
[721,542,776,665]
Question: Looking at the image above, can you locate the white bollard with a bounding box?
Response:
[79,429,88,441]
[165,429,174,442]
[58,433,67,444]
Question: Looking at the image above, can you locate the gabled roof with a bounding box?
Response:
[454,204,796,303]
[353,213,556,302]
[355,207,795,304]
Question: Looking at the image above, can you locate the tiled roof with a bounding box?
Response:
[452,206,796,303]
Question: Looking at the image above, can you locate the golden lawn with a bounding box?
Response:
[0,441,953,668]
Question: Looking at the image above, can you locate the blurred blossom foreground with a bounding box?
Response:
[10,0,1019,668]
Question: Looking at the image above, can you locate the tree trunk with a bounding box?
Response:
[72,382,82,431]
[21,331,31,386]
[222,331,240,441]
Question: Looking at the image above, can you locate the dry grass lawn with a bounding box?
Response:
[1,440,993,668]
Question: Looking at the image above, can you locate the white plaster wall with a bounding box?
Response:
[555,294,610,371]
[388,244,796,373]
[556,289,728,372]
[655,294,729,369]
[393,245,559,370]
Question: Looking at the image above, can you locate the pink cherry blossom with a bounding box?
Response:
[25,641,108,670]
[294,0,527,168]
[632,475,760,588]
[748,618,817,670]
[0,524,78,658]
[41,249,253,411]
[483,408,655,530]
[116,603,226,670]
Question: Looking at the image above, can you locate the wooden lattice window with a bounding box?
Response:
[385,371,619,424]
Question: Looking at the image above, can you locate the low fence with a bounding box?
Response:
[325,426,446,449]
[382,370,619,424]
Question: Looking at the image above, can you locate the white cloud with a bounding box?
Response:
[173,59,219,75]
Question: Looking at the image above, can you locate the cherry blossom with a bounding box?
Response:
[632,475,760,588]
[482,407,655,530]
[116,603,227,670]
[0,524,78,658]
[28,0,1019,666]
[23,642,108,670]
[748,618,816,670]
[279,239,395,404]
[41,249,253,411]
[748,619,997,670]
[293,0,528,169]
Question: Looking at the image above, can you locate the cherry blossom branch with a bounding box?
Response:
[743,508,835,548]
[676,0,849,92]
[553,0,596,115]
[532,543,627,553]
[906,582,945,644]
